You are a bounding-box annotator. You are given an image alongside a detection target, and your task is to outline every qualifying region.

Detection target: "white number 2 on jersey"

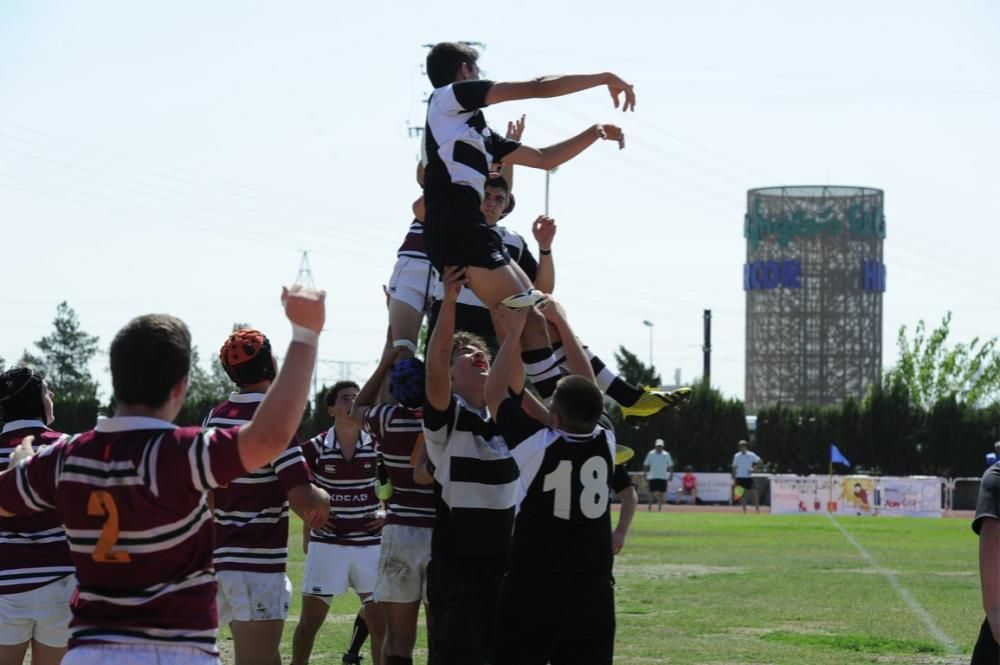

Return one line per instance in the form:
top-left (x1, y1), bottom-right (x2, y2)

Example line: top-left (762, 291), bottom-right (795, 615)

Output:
top-left (542, 456), bottom-right (609, 520)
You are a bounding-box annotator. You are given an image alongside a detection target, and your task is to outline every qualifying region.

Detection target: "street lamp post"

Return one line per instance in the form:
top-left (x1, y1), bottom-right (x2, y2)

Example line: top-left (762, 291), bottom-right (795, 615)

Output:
top-left (544, 167), bottom-right (558, 216)
top-left (642, 320), bottom-right (654, 369)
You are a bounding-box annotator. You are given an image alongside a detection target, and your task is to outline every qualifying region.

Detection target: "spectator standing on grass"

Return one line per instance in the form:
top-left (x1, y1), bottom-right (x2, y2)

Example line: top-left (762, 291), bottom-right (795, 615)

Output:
top-left (679, 465), bottom-right (698, 505)
top-left (732, 440), bottom-right (762, 514)
top-left (970, 459), bottom-right (1000, 663)
top-left (643, 439), bottom-right (672, 512)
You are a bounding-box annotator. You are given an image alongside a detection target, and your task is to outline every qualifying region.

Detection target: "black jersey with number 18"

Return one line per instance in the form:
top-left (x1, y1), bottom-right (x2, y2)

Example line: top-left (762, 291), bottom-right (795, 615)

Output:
top-left (495, 395), bottom-right (615, 577)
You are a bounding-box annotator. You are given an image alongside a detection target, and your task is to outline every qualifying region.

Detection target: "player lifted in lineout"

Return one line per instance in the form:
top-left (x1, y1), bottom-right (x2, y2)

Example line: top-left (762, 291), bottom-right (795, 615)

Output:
top-left (422, 43), bottom-right (686, 414)
top-left (421, 42), bottom-right (634, 405)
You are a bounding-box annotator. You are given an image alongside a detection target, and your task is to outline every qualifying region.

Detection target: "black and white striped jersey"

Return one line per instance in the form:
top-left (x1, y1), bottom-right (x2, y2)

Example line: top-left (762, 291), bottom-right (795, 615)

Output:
top-left (423, 394), bottom-right (517, 559)
top-left (422, 80), bottom-right (521, 211)
top-left (496, 395), bottom-right (616, 577)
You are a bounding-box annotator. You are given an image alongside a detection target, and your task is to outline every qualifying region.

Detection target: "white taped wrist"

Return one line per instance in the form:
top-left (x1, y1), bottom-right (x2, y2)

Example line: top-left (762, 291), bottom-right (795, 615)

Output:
top-left (291, 323), bottom-right (320, 347)
top-left (392, 339), bottom-right (418, 354)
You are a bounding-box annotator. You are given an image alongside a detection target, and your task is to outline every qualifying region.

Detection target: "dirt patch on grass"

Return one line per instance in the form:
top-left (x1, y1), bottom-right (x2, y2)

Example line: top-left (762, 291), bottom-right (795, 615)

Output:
top-left (829, 568), bottom-right (974, 578)
top-left (730, 621), bottom-right (833, 637)
top-left (762, 631), bottom-right (946, 656)
top-left (615, 563), bottom-right (746, 580)
top-left (218, 638), bottom-right (235, 665)
top-left (870, 656), bottom-right (967, 664)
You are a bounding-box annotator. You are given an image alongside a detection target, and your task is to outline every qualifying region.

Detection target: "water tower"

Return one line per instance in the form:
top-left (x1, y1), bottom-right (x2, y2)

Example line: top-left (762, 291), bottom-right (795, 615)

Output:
top-left (744, 186), bottom-right (886, 412)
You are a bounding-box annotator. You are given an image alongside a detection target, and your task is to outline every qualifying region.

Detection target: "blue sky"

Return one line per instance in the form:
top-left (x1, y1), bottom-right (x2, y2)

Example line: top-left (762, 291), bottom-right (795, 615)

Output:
top-left (2, 0), bottom-right (998, 402)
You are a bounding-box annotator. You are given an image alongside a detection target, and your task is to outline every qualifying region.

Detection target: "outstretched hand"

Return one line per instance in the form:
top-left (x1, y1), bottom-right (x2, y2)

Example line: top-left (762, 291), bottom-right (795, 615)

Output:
top-left (506, 114), bottom-right (527, 141)
top-left (282, 285), bottom-right (326, 333)
top-left (597, 124), bottom-right (626, 150)
top-left (532, 215), bottom-right (557, 250)
top-left (606, 74), bottom-right (636, 112)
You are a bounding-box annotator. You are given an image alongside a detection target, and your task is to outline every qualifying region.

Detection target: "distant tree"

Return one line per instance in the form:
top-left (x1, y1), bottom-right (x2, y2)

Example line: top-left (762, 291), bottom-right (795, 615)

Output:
top-left (884, 312), bottom-right (1000, 410)
top-left (185, 347), bottom-right (235, 405)
top-left (614, 346), bottom-right (660, 388)
top-left (0, 354), bottom-right (5, 369)
top-left (21, 302), bottom-right (100, 401)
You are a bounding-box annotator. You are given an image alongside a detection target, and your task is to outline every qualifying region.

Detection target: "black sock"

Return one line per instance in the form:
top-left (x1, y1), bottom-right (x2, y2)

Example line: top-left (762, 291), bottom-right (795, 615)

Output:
top-left (607, 376), bottom-right (644, 406)
top-left (552, 342), bottom-right (643, 406)
top-left (385, 658), bottom-right (413, 665)
top-left (346, 610), bottom-right (369, 655)
top-left (522, 347), bottom-right (562, 399)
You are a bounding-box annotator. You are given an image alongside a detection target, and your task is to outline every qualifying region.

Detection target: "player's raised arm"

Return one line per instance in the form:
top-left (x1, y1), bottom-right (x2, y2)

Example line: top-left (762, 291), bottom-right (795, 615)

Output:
top-left (425, 267), bottom-right (467, 412)
top-left (238, 286), bottom-right (324, 472)
top-left (532, 215), bottom-right (556, 294)
top-left (485, 72), bottom-right (635, 111)
top-left (484, 307), bottom-right (528, 417)
top-left (505, 124), bottom-right (625, 171)
top-left (351, 327), bottom-right (402, 420)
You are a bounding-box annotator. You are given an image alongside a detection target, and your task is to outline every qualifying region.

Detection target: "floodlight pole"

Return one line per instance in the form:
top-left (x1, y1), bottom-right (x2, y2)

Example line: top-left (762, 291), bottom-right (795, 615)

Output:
top-left (642, 320), bottom-right (654, 369)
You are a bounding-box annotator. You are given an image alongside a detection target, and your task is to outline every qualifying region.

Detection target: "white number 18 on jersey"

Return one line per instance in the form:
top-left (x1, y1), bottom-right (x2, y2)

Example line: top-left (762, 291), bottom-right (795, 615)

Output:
top-left (542, 456), bottom-right (609, 520)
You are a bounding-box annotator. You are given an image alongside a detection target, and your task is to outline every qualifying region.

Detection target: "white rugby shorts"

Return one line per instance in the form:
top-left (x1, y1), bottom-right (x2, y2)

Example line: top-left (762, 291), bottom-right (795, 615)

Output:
top-left (387, 256), bottom-right (435, 314)
top-left (216, 570), bottom-right (292, 625)
top-left (62, 644), bottom-right (218, 665)
top-left (0, 574), bottom-right (74, 647)
top-left (301, 542), bottom-right (380, 601)
top-left (372, 524), bottom-right (432, 604)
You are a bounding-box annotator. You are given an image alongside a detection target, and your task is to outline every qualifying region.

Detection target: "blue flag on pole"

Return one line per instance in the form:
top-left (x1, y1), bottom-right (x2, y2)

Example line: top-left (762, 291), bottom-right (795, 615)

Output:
top-left (830, 444), bottom-right (850, 467)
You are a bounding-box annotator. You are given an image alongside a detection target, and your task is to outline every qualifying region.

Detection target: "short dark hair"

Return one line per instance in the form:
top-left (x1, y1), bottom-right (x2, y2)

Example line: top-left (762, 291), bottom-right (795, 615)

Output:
top-left (426, 42), bottom-right (479, 88)
top-left (110, 314), bottom-right (191, 408)
top-left (451, 331), bottom-right (492, 365)
top-left (326, 381), bottom-right (360, 407)
top-left (0, 367), bottom-right (45, 422)
top-left (551, 375), bottom-right (604, 434)
top-left (484, 173), bottom-right (510, 195)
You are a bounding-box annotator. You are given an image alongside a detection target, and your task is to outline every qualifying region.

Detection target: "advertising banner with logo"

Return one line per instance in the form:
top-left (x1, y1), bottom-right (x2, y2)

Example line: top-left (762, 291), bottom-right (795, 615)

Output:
top-left (770, 475), bottom-right (941, 517)
top-left (879, 477), bottom-right (942, 518)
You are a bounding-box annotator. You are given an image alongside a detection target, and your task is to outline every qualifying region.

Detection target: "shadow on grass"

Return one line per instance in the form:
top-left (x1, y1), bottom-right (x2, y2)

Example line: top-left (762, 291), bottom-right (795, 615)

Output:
top-left (761, 631), bottom-right (945, 655)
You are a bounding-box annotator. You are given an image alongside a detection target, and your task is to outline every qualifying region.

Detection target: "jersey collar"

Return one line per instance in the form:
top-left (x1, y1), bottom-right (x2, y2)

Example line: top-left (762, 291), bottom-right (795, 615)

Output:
top-left (1, 419), bottom-right (48, 434)
top-left (228, 392), bottom-right (265, 404)
top-left (95, 416), bottom-right (177, 432)
top-left (323, 427), bottom-right (372, 451)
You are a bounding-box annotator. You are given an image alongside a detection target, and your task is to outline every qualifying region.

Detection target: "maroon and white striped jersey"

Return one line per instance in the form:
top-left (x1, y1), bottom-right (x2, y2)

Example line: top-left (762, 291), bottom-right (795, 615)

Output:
top-left (204, 393), bottom-right (311, 574)
top-left (301, 429), bottom-right (380, 547)
top-left (0, 416), bottom-right (246, 654)
top-left (396, 220), bottom-right (428, 260)
top-left (0, 421), bottom-right (74, 595)
top-left (363, 404), bottom-right (434, 529)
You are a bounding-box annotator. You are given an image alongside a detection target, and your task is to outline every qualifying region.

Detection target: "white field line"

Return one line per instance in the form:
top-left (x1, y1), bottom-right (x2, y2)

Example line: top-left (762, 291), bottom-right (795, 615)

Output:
top-left (826, 513), bottom-right (960, 655)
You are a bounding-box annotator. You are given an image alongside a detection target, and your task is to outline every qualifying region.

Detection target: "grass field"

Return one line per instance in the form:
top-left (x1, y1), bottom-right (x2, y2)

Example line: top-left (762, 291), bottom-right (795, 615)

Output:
top-left (220, 511), bottom-right (982, 664)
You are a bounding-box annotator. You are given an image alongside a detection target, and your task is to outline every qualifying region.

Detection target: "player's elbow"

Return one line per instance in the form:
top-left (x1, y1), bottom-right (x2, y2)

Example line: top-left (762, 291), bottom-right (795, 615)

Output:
top-left (536, 150), bottom-right (559, 171)
top-left (239, 423), bottom-right (290, 469)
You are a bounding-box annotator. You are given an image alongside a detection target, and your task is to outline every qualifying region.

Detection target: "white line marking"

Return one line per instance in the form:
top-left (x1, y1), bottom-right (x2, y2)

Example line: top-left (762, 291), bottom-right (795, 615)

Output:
top-left (827, 513), bottom-right (960, 655)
